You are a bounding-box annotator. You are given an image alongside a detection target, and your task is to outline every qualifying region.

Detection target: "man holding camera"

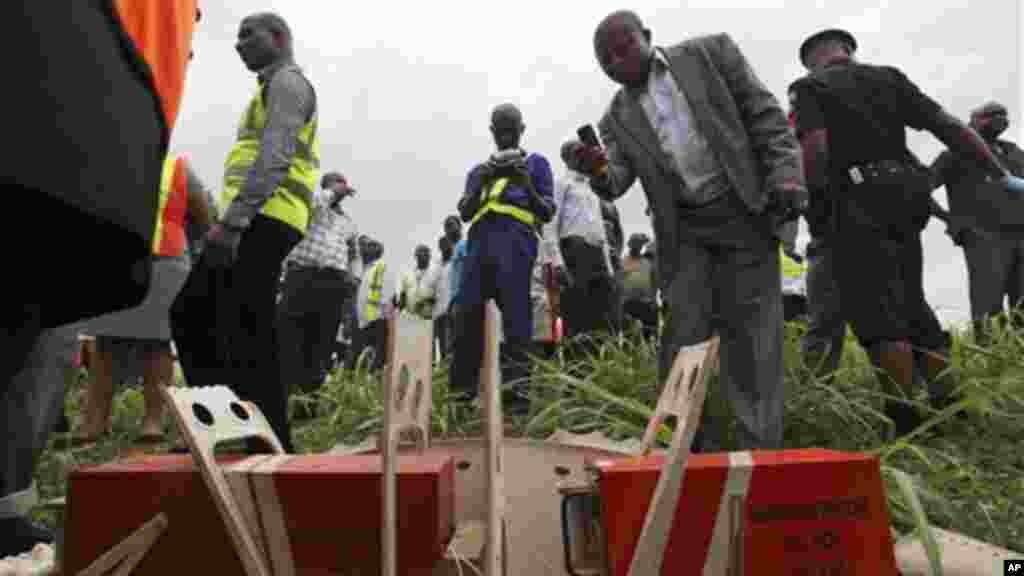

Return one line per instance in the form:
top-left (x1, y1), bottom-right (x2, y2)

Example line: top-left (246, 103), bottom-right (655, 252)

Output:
top-left (580, 10), bottom-right (805, 452)
top-left (278, 172), bottom-right (359, 396)
top-left (791, 29), bottom-right (1007, 436)
top-left (453, 103), bottom-right (555, 416)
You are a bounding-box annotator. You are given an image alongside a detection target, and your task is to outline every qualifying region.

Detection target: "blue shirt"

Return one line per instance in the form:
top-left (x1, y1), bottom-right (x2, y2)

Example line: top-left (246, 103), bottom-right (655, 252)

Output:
top-left (448, 238), bottom-right (467, 307)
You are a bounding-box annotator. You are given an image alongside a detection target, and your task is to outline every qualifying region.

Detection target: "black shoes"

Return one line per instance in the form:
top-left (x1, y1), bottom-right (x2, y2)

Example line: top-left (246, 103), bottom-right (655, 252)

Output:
top-left (884, 401), bottom-right (925, 439)
top-left (0, 516), bottom-right (54, 558)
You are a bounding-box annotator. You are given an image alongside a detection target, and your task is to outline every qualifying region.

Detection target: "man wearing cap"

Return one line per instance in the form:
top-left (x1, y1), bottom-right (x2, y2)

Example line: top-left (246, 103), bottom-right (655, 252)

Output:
top-left (454, 103), bottom-right (555, 415)
top-left (277, 172), bottom-right (359, 397)
top-left (581, 11), bottom-right (806, 452)
top-left (790, 28), bottom-right (1007, 437)
top-left (930, 102), bottom-right (1024, 341)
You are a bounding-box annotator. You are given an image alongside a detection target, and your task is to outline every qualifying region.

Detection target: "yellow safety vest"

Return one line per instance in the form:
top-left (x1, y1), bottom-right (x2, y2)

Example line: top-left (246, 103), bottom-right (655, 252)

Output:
top-left (468, 177), bottom-right (537, 230)
top-left (365, 260), bottom-right (386, 322)
top-left (781, 245), bottom-right (807, 280)
top-left (222, 67), bottom-right (320, 233)
top-left (152, 155), bottom-right (188, 257)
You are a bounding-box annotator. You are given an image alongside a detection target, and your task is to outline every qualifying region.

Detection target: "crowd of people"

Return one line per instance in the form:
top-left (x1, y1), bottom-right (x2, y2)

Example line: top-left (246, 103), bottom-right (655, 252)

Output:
top-left (3, 4), bottom-right (1022, 559)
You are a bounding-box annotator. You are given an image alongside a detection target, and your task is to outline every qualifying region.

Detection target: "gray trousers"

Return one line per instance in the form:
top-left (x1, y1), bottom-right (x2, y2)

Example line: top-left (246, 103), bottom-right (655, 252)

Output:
top-left (801, 238), bottom-right (846, 374)
top-left (0, 325), bottom-right (79, 518)
top-left (660, 239), bottom-right (784, 451)
top-left (963, 233), bottom-right (1024, 334)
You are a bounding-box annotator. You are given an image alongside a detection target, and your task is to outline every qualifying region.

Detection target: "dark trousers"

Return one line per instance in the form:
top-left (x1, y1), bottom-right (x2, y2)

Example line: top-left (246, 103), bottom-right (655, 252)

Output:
top-left (802, 238), bottom-right (846, 375)
top-left (452, 217), bottom-right (536, 411)
top-left (352, 319), bottom-right (387, 372)
top-left (171, 215), bottom-right (301, 452)
top-left (662, 237), bottom-right (784, 452)
top-left (277, 265), bottom-right (353, 393)
top-left (963, 233), bottom-right (1024, 340)
top-left (559, 237), bottom-right (618, 343)
top-left (0, 326), bottom-right (78, 507)
top-left (433, 314), bottom-right (450, 362)
top-left (623, 299), bottom-right (658, 341)
top-left (835, 229), bottom-right (947, 352)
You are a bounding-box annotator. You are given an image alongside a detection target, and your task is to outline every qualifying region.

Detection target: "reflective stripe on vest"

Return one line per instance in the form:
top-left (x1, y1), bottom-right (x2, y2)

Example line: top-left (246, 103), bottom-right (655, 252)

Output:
top-left (781, 245), bottom-right (807, 280)
top-left (468, 177), bottom-right (537, 229)
top-left (112, 0), bottom-right (197, 132)
top-left (152, 156), bottom-right (188, 257)
top-left (222, 69), bottom-right (320, 233)
top-left (365, 261), bottom-right (386, 322)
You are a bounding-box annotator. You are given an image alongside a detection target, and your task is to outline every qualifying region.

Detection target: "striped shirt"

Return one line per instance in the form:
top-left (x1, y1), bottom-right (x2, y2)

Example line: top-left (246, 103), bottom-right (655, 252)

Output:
top-left (285, 187), bottom-right (358, 271)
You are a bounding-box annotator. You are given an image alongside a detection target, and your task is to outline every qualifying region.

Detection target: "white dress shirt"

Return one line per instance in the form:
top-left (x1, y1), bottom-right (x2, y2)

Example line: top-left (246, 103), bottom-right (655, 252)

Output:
top-left (544, 170), bottom-right (613, 273)
top-left (418, 261), bottom-right (451, 320)
top-left (634, 49), bottom-right (726, 203)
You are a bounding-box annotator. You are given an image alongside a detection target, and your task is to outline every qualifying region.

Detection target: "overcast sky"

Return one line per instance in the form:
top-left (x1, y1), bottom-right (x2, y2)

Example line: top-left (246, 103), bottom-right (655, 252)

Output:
top-left (172, 0), bottom-right (1019, 327)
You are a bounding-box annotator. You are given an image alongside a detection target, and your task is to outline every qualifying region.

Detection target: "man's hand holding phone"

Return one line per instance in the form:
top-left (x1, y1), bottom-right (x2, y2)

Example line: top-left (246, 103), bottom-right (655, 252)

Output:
top-left (575, 124), bottom-right (608, 177)
top-left (576, 145), bottom-right (608, 177)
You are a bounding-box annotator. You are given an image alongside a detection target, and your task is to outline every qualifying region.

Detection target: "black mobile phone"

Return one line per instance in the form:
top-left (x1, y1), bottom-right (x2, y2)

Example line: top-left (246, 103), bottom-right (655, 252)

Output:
top-left (577, 124), bottom-right (601, 148)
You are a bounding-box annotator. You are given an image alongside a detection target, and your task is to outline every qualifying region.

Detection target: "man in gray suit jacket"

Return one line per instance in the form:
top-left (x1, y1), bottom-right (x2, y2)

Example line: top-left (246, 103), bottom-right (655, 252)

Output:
top-left (580, 10), bottom-right (807, 451)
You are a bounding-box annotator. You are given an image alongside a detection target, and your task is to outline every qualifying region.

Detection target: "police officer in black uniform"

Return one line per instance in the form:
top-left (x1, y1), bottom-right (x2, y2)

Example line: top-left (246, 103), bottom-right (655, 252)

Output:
top-left (789, 29), bottom-right (1008, 437)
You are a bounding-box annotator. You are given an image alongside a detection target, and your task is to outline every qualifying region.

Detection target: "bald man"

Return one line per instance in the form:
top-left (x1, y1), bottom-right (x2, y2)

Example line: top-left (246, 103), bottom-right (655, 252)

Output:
top-left (931, 102), bottom-right (1024, 341)
top-left (173, 12), bottom-right (319, 454)
top-left (453, 104), bottom-right (555, 415)
top-left (581, 10), bottom-right (805, 451)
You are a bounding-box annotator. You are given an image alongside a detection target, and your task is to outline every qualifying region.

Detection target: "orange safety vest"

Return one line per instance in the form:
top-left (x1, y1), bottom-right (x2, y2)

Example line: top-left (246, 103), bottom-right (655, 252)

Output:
top-left (112, 0), bottom-right (198, 132)
top-left (153, 156), bottom-right (189, 257)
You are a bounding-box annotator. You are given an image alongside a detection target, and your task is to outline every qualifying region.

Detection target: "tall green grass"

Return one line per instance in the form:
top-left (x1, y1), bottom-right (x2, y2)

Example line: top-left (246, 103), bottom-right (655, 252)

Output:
top-left (36, 317), bottom-right (1023, 553)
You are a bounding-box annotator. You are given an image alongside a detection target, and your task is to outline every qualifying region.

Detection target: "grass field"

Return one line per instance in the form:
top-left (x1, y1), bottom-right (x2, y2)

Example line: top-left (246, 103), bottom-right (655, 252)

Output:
top-left (34, 318), bottom-right (1024, 553)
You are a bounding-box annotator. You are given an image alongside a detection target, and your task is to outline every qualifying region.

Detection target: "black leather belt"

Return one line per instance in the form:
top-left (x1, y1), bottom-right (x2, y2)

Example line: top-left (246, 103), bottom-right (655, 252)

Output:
top-left (846, 159), bottom-right (915, 184)
top-left (286, 262), bottom-right (346, 276)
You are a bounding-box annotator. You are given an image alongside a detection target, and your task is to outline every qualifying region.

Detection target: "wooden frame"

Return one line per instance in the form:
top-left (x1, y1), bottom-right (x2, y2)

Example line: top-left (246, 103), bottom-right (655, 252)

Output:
top-left (76, 513), bottom-right (167, 576)
top-left (626, 336), bottom-right (720, 576)
top-left (479, 301), bottom-right (509, 576)
top-left (380, 309), bottom-right (434, 576)
top-left (160, 385), bottom-right (286, 576)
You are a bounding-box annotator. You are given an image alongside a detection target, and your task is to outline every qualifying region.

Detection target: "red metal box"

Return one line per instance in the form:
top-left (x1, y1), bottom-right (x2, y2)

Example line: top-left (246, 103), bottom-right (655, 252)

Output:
top-left (591, 449), bottom-right (898, 575)
top-left (64, 453), bottom-right (455, 575)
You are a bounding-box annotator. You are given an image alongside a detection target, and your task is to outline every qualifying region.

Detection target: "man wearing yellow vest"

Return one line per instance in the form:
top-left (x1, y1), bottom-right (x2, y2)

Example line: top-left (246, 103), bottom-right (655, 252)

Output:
top-left (2, 1), bottom-right (199, 555)
top-left (176, 12), bottom-right (319, 454)
top-left (354, 239), bottom-right (395, 372)
top-left (452, 104), bottom-right (556, 416)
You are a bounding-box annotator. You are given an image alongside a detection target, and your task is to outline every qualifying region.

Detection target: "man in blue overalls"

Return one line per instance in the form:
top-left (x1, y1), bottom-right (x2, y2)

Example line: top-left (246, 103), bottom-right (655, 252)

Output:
top-left (453, 103), bottom-right (556, 416)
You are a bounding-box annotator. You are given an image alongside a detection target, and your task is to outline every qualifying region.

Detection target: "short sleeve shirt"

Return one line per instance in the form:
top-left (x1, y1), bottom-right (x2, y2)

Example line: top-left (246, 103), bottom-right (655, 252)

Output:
top-left (789, 61), bottom-right (945, 173)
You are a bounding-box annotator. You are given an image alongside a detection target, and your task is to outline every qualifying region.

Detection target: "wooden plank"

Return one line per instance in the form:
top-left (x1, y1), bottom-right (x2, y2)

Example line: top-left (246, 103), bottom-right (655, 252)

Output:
top-left (480, 301), bottom-right (507, 576)
top-left (626, 336), bottom-right (720, 576)
top-left (161, 386), bottom-right (283, 576)
top-left (381, 310), bottom-right (434, 576)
